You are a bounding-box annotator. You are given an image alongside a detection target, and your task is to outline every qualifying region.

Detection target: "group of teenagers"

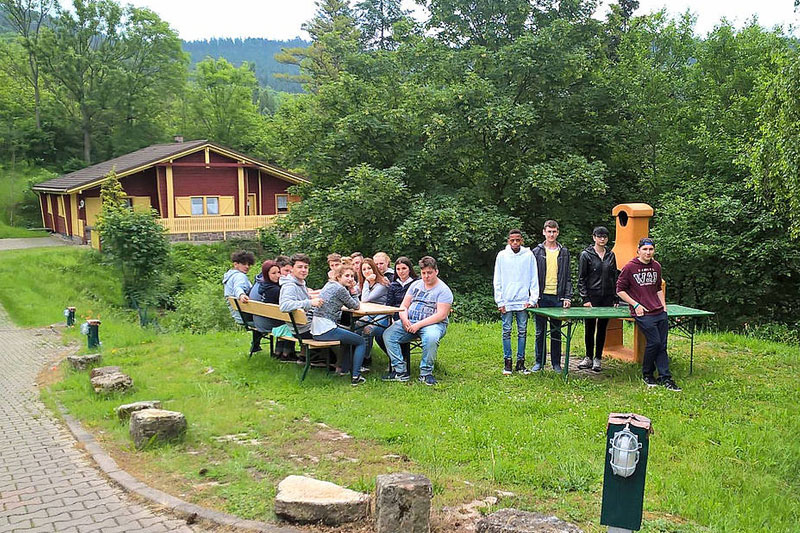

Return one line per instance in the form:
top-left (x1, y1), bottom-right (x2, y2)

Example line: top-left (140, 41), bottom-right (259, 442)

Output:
top-left (223, 251), bottom-right (453, 387)
top-left (494, 220), bottom-right (681, 391)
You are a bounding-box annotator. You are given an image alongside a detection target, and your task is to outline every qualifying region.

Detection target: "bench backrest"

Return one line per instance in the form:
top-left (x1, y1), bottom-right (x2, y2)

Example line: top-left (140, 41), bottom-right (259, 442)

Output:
top-left (226, 297), bottom-right (309, 325)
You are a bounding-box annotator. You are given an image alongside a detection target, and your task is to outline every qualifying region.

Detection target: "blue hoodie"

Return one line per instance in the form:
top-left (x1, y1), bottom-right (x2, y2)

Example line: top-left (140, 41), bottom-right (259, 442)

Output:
top-left (223, 268), bottom-right (252, 324)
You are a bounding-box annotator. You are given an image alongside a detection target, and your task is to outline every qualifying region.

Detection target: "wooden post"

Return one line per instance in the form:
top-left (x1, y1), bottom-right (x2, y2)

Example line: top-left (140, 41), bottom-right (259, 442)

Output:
top-left (70, 193), bottom-right (79, 238)
top-left (166, 165), bottom-right (174, 219)
top-left (237, 166), bottom-right (245, 218)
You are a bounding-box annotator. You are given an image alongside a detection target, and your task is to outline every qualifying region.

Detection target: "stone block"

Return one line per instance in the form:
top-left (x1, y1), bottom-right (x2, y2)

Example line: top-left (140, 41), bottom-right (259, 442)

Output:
top-left (90, 366), bottom-right (121, 379)
top-left (116, 401), bottom-right (162, 420)
top-left (67, 353), bottom-right (102, 370)
top-left (90, 372), bottom-right (133, 394)
top-left (375, 472), bottom-right (432, 533)
top-left (129, 409), bottom-right (186, 449)
top-left (274, 475), bottom-right (370, 525)
top-left (476, 509), bottom-right (583, 533)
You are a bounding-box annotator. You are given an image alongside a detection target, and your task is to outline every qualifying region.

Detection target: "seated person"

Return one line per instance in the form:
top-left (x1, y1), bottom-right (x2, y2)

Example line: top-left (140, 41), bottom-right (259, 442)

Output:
top-left (357, 258), bottom-right (390, 370)
top-left (249, 260), bottom-right (294, 360)
top-left (373, 256), bottom-right (417, 365)
top-left (311, 265), bottom-right (368, 385)
top-left (350, 252), bottom-right (364, 297)
top-left (327, 253), bottom-right (342, 282)
top-left (223, 250), bottom-right (255, 324)
top-left (279, 253), bottom-right (324, 347)
top-left (373, 252), bottom-right (395, 282)
top-left (382, 256), bottom-right (453, 386)
top-left (276, 255), bottom-right (292, 277)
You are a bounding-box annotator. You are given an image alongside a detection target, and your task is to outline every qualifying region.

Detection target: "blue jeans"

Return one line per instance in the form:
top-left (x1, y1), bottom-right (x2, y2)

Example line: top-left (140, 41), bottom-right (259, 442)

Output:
top-left (313, 327), bottom-right (367, 377)
top-left (502, 310), bottom-right (528, 361)
top-left (634, 312), bottom-right (672, 379)
top-left (383, 320), bottom-right (447, 376)
top-left (357, 315), bottom-right (390, 361)
top-left (535, 294), bottom-right (563, 366)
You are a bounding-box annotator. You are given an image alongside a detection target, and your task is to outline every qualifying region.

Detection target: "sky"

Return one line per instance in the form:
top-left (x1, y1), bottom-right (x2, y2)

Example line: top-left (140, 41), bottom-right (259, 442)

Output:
top-left (72, 0), bottom-right (800, 41)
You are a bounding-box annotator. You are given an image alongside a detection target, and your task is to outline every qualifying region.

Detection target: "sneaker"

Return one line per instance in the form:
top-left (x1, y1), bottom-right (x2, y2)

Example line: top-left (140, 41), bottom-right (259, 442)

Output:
top-left (642, 375), bottom-right (658, 387)
top-left (359, 366), bottom-right (371, 374)
top-left (531, 362), bottom-right (543, 372)
top-left (503, 359), bottom-right (513, 375)
top-left (552, 364), bottom-right (563, 373)
top-left (577, 356), bottom-right (592, 369)
top-left (660, 378), bottom-right (682, 392)
top-left (592, 358), bottom-right (602, 372)
top-left (351, 375), bottom-right (366, 386)
top-left (419, 374), bottom-right (438, 386)
top-left (515, 359), bottom-right (531, 375)
top-left (381, 370), bottom-right (410, 382)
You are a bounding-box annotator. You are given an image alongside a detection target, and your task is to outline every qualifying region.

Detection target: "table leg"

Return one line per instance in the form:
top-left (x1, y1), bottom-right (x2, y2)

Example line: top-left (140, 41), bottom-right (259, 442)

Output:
top-left (690, 320), bottom-right (695, 375)
top-left (563, 321), bottom-right (573, 381)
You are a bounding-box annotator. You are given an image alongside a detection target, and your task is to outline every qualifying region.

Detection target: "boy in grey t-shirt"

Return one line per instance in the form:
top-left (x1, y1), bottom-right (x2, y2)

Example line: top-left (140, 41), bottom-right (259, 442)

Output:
top-left (382, 256), bottom-right (453, 386)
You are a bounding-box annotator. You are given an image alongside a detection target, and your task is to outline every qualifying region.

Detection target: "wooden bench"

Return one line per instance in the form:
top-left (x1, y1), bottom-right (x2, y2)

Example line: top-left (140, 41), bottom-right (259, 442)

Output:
top-left (227, 297), bottom-right (340, 381)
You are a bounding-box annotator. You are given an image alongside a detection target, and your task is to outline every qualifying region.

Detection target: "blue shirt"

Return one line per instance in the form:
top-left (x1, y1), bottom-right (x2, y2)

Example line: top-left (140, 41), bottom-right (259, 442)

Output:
top-left (406, 279), bottom-right (454, 325)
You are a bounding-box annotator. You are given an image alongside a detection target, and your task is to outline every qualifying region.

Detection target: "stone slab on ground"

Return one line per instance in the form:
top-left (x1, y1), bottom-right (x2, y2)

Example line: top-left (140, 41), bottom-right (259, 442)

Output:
top-left (274, 475), bottom-right (370, 525)
top-left (375, 472), bottom-right (432, 533)
top-left (476, 509), bottom-right (583, 533)
top-left (67, 352), bottom-right (102, 370)
top-left (130, 408), bottom-right (187, 449)
top-left (90, 365), bottom-right (121, 378)
top-left (117, 400), bottom-right (163, 420)
top-left (91, 371), bottom-right (133, 394)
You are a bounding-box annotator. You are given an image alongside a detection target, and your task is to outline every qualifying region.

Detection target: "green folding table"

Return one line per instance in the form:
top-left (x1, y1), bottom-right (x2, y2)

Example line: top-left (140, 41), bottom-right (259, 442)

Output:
top-left (528, 304), bottom-right (714, 379)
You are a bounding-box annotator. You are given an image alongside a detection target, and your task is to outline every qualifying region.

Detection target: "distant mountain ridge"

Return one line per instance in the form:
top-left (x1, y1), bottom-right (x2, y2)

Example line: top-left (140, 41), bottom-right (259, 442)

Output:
top-left (182, 37), bottom-right (309, 93)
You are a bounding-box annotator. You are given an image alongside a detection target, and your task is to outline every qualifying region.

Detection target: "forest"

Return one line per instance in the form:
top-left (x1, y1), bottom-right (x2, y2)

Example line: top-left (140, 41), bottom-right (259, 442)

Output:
top-left (2, 0), bottom-right (800, 336)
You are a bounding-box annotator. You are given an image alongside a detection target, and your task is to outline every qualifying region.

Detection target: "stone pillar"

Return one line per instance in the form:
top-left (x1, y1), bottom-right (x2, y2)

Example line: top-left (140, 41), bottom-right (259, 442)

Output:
top-left (375, 473), bottom-right (432, 533)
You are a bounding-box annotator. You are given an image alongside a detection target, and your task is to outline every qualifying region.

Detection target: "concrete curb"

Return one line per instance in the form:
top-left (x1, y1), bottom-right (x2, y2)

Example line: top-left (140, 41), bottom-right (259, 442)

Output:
top-left (58, 405), bottom-right (301, 533)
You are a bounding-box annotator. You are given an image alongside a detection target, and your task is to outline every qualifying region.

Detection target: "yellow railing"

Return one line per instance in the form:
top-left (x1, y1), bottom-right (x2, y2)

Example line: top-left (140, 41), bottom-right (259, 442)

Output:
top-left (157, 215), bottom-right (278, 236)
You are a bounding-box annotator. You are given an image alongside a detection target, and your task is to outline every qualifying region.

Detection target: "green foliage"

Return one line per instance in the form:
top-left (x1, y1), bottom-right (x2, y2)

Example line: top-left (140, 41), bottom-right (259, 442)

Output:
top-left (167, 278), bottom-right (235, 333)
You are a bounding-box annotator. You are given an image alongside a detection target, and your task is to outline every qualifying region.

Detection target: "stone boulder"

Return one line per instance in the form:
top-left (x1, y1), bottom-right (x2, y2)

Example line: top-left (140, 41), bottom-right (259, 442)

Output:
top-left (129, 409), bottom-right (186, 449)
top-left (476, 509), bottom-right (583, 533)
top-left (116, 400), bottom-right (162, 420)
top-left (274, 475), bottom-right (370, 525)
top-left (67, 353), bottom-right (102, 370)
top-left (90, 372), bottom-right (133, 394)
top-left (375, 472), bottom-right (432, 533)
top-left (90, 366), bottom-right (121, 379)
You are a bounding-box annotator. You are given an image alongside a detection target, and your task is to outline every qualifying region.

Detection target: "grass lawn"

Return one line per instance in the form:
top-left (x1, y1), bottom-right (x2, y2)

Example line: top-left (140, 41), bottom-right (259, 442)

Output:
top-left (0, 163), bottom-right (55, 236)
top-left (0, 220), bottom-right (49, 238)
top-left (2, 247), bottom-right (798, 532)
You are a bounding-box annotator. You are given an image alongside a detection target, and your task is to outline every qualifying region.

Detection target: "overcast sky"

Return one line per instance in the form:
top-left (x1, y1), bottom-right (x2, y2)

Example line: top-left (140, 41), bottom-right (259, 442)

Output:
top-left (94, 0), bottom-right (799, 41)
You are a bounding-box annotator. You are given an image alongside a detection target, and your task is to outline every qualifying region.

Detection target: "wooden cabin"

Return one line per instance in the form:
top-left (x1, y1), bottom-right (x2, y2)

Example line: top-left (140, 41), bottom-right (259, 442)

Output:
top-left (32, 140), bottom-right (307, 248)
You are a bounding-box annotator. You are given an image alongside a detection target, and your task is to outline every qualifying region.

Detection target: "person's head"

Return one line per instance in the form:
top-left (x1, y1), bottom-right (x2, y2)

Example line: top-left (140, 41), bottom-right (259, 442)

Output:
top-left (261, 260), bottom-right (280, 284)
top-left (507, 229), bottom-right (524, 253)
top-left (350, 252), bottom-right (363, 273)
top-left (418, 256), bottom-right (439, 286)
top-left (373, 252), bottom-right (391, 274)
top-left (275, 255), bottom-right (292, 276)
top-left (231, 250), bottom-right (255, 273)
top-left (543, 220), bottom-right (559, 244)
top-left (359, 257), bottom-right (387, 287)
top-left (592, 226), bottom-right (610, 247)
top-left (394, 256), bottom-right (416, 282)
top-left (637, 238), bottom-right (655, 263)
top-left (290, 253), bottom-right (311, 281)
top-left (327, 253), bottom-right (342, 270)
top-left (332, 264), bottom-right (356, 287)
top-left (341, 256), bottom-right (353, 267)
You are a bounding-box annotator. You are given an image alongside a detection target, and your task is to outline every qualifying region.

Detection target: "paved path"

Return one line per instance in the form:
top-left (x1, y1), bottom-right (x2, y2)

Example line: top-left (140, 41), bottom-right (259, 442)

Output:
top-left (0, 307), bottom-right (203, 532)
top-left (0, 237), bottom-right (75, 251)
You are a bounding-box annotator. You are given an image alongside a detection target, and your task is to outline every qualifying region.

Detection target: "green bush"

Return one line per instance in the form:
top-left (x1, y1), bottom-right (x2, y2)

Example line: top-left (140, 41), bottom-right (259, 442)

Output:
top-left (167, 279), bottom-right (236, 333)
top-left (743, 322), bottom-right (800, 346)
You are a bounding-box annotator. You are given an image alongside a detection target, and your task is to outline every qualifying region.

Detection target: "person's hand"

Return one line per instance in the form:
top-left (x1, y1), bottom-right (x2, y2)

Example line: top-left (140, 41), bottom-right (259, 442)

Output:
top-left (563, 299), bottom-right (571, 308)
top-left (498, 305), bottom-right (506, 314)
top-left (311, 297), bottom-right (324, 308)
top-left (308, 289), bottom-right (321, 297)
top-left (524, 302), bottom-right (532, 309)
top-left (613, 301), bottom-right (620, 308)
top-left (635, 304), bottom-right (647, 316)
top-left (406, 322), bottom-right (420, 334)
top-left (239, 294), bottom-right (250, 303)
top-left (532, 302), bottom-right (539, 308)
top-left (401, 318), bottom-right (412, 331)
top-left (366, 273), bottom-right (376, 283)
top-left (583, 301), bottom-right (592, 307)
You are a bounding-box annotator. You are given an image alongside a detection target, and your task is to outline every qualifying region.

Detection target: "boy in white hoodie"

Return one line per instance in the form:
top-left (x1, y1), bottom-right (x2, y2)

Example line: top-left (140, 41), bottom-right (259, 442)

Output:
top-left (493, 229), bottom-right (540, 375)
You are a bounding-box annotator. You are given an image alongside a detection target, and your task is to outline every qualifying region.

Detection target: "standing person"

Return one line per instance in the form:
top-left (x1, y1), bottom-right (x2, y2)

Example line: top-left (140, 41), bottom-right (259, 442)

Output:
top-left (577, 226), bottom-right (619, 372)
top-left (493, 229), bottom-right (539, 375)
top-left (532, 220), bottom-right (572, 373)
top-left (279, 253), bottom-right (324, 342)
top-left (311, 265), bottom-right (368, 385)
top-left (223, 250), bottom-right (255, 324)
top-left (373, 252), bottom-right (395, 282)
top-left (616, 238), bottom-right (681, 391)
top-left (382, 256), bottom-right (453, 386)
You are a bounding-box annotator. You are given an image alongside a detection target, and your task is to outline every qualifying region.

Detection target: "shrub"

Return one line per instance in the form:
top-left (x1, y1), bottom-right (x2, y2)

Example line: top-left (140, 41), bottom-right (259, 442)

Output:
top-left (167, 279), bottom-right (236, 333)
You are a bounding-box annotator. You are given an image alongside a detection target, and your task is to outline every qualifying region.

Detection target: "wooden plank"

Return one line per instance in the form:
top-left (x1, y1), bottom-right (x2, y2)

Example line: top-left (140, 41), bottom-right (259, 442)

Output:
top-left (166, 165), bottom-right (174, 218)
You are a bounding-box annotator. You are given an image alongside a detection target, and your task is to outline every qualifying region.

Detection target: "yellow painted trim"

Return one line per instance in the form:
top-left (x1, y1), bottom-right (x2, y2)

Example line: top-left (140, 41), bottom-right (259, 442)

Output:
top-left (166, 165), bottom-right (174, 218)
top-left (38, 193), bottom-right (46, 227)
top-left (237, 166), bottom-right (245, 216)
top-left (257, 170), bottom-right (262, 216)
top-left (70, 193), bottom-right (79, 237)
top-left (57, 196), bottom-right (66, 221)
top-left (156, 167), bottom-right (164, 215)
top-left (205, 147), bottom-right (210, 165)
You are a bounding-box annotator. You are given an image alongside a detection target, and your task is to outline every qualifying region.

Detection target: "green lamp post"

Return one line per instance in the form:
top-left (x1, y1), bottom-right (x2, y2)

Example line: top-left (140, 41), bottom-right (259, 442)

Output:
top-left (82, 319), bottom-right (101, 350)
top-left (601, 413), bottom-right (653, 532)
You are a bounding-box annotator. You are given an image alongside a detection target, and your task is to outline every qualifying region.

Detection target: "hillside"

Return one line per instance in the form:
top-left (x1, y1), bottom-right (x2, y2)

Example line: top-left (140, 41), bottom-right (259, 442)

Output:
top-left (182, 37), bottom-right (308, 93)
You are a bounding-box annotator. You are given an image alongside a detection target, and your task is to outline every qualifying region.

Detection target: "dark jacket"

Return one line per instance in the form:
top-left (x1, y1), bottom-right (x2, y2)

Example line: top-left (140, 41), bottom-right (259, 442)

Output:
top-left (386, 277), bottom-right (415, 307)
top-left (257, 278), bottom-right (281, 304)
top-left (532, 242), bottom-right (573, 301)
top-left (578, 245), bottom-right (619, 301)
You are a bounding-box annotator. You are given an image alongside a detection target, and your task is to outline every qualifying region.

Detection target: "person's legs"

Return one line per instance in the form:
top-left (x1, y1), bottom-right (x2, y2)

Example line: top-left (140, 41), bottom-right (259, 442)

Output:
top-left (635, 314), bottom-right (662, 379)
top-left (314, 327), bottom-right (366, 376)
top-left (584, 318), bottom-right (597, 358)
top-left (501, 311), bottom-right (514, 361)
top-left (382, 321), bottom-right (415, 374)
top-left (418, 323), bottom-right (447, 377)
top-left (653, 313), bottom-right (672, 380)
top-left (515, 310), bottom-right (528, 362)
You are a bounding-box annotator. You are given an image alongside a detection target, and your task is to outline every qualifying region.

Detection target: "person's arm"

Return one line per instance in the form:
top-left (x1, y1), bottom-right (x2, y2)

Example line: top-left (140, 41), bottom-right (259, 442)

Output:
top-left (234, 273), bottom-right (251, 303)
top-left (398, 290), bottom-right (413, 330)
top-left (279, 285), bottom-right (312, 312)
top-left (406, 303), bottom-right (451, 333)
top-left (617, 290), bottom-right (647, 316)
top-left (526, 254), bottom-right (539, 308)
top-left (493, 254), bottom-right (505, 313)
top-left (656, 290), bottom-right (666, 310)
top-left (578, 252), bottom-right (589, 304)
top-left (340, 285), bottom-right (360, 310)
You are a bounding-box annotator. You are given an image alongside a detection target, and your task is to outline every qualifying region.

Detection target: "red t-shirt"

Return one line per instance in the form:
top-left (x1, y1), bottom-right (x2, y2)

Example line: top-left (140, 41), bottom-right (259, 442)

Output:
top-left (615, 257), bottom-right (664, 316)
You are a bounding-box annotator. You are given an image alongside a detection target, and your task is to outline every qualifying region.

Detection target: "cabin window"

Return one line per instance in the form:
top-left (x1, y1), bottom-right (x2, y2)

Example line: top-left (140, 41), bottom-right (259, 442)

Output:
top-left (206, 197), bottom-right (219, 215)
top-left (276, 194), bottom-right (289, 213)
top-left (191, 197), bottom-right (204, 215)
top-left (123, 198), bottom-right (134, 209)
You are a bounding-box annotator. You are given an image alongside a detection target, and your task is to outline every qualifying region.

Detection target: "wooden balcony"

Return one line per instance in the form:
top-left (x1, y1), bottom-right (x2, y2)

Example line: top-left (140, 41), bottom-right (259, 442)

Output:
top-left (157, 215), bottom-right (279, 237)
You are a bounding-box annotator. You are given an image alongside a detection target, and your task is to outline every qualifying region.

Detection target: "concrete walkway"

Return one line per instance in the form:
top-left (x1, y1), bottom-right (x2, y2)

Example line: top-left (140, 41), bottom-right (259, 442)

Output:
top-left (0, 236), bottom-right (75, 251)
top-left (0, 306), bottom-right (202, 532)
